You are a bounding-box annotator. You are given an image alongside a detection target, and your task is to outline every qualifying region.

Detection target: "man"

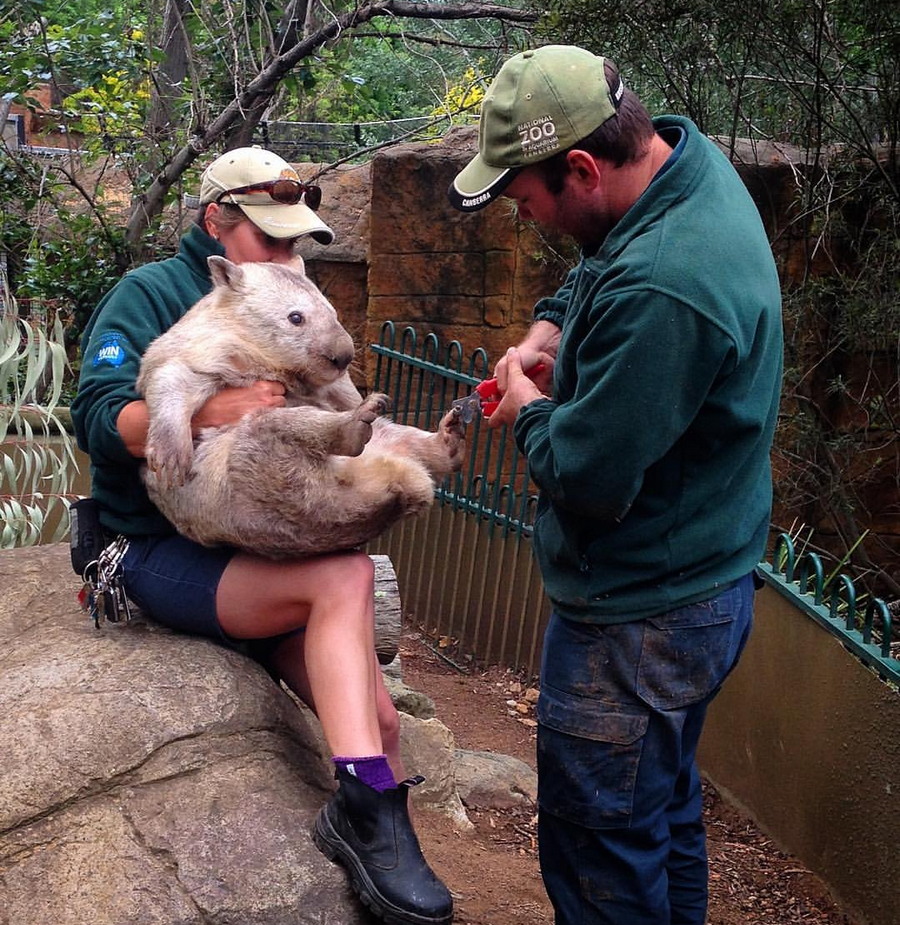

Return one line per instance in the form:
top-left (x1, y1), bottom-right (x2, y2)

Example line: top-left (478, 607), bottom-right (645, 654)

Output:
top-left (448, 45), bottom-right (782, 924)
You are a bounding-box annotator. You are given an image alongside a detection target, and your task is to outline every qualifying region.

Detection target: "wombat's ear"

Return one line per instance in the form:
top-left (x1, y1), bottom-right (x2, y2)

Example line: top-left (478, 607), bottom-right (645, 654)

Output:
top-left (288, 254), bottom-right (306, 276)
top-left (208, 255), bottom-right (245, 291)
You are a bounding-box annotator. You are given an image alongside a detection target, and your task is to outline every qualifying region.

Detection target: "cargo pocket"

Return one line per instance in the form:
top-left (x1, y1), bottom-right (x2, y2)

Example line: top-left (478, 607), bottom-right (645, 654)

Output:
top-left (636, 598), bottom-right (740, 711)
top-left (536, 686), bottom-right (649, 829)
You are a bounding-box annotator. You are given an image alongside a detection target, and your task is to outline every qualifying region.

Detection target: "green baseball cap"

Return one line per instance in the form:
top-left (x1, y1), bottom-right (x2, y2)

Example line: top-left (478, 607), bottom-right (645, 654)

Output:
top-left (448, 45), bottom-right (624, 212)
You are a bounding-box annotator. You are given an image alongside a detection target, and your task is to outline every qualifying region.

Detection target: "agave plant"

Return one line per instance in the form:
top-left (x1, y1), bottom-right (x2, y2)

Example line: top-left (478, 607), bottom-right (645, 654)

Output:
top-left (0, 272), bottom-right (78, 548)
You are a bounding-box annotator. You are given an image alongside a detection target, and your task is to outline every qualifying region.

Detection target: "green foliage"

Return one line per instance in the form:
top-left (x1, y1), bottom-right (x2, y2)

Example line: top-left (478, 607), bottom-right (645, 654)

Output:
top-left (61, 69), bottom-right (151, 143)
top-left (1, 4), bottom-right (139, 343)
top-left (28, 0), bottom-right (141, 30)
top-left (542, 0), bottom-right (899, 155)
top-left (17, 213), bottom-right (125, 340)
top-left (1, 4), bottom-right (148, 101)
top-left (258, 24), bottom-right (523, 154)
top-left (0, 157), bottom-right (41, 291)
top-left (0, 145), bottom-right (128, 367)
top-left (0, 282), bottom-right (78, 549)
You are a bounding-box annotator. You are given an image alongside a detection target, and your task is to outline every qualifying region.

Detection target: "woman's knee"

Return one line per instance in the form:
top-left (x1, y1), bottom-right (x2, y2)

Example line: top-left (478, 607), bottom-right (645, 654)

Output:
top-left (313, 551), bottom-right (375, 600)
top-left (341, 551), bottom-right (376, 587)
top-left (281, 551), bottom-right (375, 614)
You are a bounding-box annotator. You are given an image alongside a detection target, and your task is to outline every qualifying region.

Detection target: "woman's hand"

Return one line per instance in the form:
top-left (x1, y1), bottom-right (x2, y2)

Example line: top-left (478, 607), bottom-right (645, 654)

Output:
top-left (191, 380), bottom-right (287, 432)
top-left (118, 381), bottom-right (288, 458)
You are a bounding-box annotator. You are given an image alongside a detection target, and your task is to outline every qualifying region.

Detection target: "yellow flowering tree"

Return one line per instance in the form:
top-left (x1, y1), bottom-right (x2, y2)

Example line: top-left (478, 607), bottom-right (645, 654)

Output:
top-left (62, 69), bottom-right (151, 148)
top-left (432, 66), bottom-right (489, 126)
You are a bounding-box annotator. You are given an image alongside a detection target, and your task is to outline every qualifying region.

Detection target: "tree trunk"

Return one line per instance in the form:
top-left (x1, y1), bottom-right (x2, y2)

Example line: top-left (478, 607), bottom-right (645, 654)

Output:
top-left (146, 0), bottom-right (192, 149)
top-left (127, 0), bottom-right (194, 261)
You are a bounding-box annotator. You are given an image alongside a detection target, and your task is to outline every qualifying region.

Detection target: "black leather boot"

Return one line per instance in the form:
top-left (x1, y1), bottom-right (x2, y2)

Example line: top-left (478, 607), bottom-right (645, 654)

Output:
top-left (313, 769), bottom-right (454, 925)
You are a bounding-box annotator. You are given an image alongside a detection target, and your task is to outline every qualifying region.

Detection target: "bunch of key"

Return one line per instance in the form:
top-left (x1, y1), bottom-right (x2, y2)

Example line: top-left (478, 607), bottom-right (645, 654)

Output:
top-left (78, 535), bottom-right (132, 628)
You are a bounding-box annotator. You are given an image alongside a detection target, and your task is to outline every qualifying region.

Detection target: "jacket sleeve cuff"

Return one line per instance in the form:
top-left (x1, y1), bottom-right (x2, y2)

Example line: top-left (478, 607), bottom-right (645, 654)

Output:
top-left (513, 397), bottom-right (555, 454)
top-left (533, 308), bottom-right (565, 328)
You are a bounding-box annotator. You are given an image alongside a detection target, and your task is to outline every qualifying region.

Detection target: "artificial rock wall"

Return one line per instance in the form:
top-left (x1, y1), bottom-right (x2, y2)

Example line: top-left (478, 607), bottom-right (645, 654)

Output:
top-left (297, 126), bottom-right (571, 382)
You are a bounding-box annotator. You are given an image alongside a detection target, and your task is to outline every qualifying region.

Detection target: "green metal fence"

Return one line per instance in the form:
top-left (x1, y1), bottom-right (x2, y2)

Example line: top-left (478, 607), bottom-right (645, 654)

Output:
top-left (367, 322), bottom-right (900, 683)
top-left (761, 534), bottom-right (899, 685)
top-left (366, 322), bottom-right (550, 674)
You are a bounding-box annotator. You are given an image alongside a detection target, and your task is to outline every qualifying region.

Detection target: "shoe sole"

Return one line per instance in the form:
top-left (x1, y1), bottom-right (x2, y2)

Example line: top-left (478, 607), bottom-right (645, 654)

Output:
top-left (313, 808), bottom-right (453, 925)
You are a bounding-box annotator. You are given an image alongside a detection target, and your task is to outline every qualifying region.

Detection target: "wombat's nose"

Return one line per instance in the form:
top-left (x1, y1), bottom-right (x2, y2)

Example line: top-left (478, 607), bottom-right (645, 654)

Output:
top-left (330, 348), bottom-right (354, 371)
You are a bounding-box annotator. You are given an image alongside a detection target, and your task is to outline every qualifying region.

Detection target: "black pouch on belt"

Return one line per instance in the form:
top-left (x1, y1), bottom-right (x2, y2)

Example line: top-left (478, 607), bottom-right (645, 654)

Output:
top-left (69, 497), bottom-right (107, 577)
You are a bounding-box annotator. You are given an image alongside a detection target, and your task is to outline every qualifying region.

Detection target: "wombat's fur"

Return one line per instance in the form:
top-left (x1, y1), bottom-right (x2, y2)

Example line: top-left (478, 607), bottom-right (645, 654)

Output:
top-left (137, 256), bottom-right (465, 559)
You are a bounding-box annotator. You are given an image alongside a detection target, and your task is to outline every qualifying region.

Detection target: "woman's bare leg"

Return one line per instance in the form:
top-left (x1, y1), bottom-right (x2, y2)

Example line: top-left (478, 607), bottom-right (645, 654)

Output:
top-left (259, 628), bottom-right (405, 778)
top-left (215, 548), bottom-right (450, 923)
top-left (215, 550), bottom-right (385, 760)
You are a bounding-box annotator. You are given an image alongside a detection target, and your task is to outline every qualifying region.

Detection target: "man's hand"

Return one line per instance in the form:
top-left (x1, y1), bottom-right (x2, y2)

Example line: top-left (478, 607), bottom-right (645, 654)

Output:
top-left (491, 318), bottom-right (558, 400)
top-left (487, 347), bottom-right (546, 429)
top-left (191, 380), bottom-right (287, 432)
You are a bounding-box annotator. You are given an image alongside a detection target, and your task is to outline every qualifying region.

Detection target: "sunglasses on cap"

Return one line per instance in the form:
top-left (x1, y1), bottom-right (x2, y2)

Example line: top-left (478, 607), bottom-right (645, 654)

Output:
top-left (216, 178), bottom-right (322, 211)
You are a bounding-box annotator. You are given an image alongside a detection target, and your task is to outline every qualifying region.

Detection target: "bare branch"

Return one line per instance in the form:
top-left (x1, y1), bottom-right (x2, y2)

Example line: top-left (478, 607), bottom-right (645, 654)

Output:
top-left (125, 0), bottom-right (538, 250)
top-left (349, 30), bottom-right (501, 50)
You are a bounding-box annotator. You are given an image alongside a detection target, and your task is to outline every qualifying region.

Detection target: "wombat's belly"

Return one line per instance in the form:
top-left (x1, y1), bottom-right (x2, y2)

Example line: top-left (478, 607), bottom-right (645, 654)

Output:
top-left (143, 428), bottom-right (436, 559)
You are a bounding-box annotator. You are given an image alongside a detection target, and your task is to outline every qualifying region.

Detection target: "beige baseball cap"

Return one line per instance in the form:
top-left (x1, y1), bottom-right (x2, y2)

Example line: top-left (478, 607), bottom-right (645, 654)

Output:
top-left (199, 146), bottom-right (334, 245)
top-left (448, 45), bottom-right (624, 212)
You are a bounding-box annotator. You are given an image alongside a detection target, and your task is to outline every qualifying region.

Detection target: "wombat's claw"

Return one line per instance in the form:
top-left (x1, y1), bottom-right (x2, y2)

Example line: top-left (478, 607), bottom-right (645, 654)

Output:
top-left (146, 445), bottom-right (191, 489)
top-left (152, 464), bottom-right (184, 490)
top-left (440, 408), bottom-right (466, 440)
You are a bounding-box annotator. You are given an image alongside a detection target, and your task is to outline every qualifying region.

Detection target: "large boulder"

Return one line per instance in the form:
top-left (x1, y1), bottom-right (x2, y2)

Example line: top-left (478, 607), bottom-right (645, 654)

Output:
top-left (453, 749), bottom-right (538, 810)
top-left (0, 544), bottom-right (464, 924)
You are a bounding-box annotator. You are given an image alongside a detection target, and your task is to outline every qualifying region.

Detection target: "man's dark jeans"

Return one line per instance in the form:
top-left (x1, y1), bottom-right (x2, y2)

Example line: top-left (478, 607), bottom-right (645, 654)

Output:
top-left (536, 573), bottom-right (755, 924)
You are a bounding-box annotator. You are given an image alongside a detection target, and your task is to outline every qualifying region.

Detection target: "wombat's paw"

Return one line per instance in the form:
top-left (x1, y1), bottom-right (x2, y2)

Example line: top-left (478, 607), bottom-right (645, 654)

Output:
top-left (439, 408), bottom-right (467, 472)
top-left (357, 392), bottom-right (391, 424)
top-left (331, 393), bottom-right (391, 457)
top-left (145, 434), bottom-right (193, 489)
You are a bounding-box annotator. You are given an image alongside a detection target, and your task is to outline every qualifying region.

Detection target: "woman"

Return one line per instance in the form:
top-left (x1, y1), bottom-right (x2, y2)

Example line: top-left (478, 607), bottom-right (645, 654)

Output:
top-left (72, 146), bottom-right (453, 925)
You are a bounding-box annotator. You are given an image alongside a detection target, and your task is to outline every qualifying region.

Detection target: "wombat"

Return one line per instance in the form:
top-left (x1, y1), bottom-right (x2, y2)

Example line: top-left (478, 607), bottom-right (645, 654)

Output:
top-left (137, 255), bottom-right (466, 559)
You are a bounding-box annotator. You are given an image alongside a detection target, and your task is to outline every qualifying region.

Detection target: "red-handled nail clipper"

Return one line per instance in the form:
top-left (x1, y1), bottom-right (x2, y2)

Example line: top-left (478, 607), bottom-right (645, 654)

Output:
top-left (451, 364), bottom-right (546, 424)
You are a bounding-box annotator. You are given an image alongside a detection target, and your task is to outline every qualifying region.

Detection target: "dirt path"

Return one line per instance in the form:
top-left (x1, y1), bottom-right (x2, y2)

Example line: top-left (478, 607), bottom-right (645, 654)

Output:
top-left (400, 628), bottom-right (856, 925)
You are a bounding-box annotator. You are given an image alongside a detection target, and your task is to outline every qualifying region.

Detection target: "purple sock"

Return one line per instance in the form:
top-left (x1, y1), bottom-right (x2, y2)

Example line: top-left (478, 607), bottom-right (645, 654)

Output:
top-left (333, 754), bottom-right (397, 792)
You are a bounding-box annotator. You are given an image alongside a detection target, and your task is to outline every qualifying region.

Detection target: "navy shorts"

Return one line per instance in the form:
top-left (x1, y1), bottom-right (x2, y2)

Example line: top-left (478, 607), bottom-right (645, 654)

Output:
top-left (120, 533), bottom-right (235, 641)
top-left (119, 533), bottom-right (302, 673)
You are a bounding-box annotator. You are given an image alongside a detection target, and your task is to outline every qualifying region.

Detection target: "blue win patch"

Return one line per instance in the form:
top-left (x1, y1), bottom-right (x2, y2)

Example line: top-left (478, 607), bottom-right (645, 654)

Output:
top-left (92, 332), bottom-right (128, 368)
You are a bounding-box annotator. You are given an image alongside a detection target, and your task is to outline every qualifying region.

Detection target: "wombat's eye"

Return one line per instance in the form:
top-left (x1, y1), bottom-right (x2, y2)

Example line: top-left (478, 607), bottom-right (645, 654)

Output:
top-left (288, 311), bottom-right (304, 326)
